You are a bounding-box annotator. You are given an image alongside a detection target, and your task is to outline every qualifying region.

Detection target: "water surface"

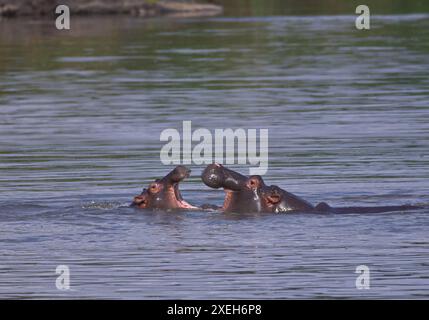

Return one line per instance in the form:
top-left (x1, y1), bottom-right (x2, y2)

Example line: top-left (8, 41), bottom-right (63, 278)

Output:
top-left (0, 13), bottom-right (428, 298)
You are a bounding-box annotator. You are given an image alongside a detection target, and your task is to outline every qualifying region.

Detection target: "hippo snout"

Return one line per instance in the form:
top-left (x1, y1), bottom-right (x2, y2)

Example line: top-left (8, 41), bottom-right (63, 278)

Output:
top-left (201, 163), bottom-right (248, 191)
top-left (201, 163), bottom-right (225, 189)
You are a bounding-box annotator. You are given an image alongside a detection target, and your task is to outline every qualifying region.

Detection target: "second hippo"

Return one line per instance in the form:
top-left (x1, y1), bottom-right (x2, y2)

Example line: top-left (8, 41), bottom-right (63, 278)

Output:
top-left (201, 163), bottom-right (423, 214)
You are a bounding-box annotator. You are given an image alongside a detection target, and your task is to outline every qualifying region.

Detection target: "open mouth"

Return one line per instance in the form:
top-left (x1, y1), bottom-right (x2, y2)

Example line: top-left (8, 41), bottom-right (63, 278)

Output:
top-left (132, 165), bottom-right (197, 210)
top-left (172, 183), bottom-right (197, 209)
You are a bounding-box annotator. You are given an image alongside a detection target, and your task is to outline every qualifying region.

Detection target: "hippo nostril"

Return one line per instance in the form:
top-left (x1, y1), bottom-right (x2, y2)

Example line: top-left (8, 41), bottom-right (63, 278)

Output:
top-left (201, 164), bottom-right (225, 189)
top-left (203, 173), bottom-right (223, 188)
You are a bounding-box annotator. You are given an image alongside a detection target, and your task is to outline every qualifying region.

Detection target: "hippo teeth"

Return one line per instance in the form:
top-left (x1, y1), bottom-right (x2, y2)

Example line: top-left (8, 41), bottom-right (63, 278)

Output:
top-left (178, 199), bottom-right (197, 209)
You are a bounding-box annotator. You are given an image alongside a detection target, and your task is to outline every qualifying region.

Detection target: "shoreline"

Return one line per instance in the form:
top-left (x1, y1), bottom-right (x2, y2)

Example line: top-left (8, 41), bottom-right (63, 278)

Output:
top-left (0, 0), bottom-right (223, 18)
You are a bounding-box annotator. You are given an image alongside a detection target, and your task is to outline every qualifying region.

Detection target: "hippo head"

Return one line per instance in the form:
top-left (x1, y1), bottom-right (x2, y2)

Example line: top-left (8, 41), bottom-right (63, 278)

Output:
top-left (132, 165), bottom-right (197, 210)
top-left (260, 184), bottom-right (315, 213)
top-left (259, 185), bottom-right (285, 213)
top-left (201, 163), bottom-right (267, 213)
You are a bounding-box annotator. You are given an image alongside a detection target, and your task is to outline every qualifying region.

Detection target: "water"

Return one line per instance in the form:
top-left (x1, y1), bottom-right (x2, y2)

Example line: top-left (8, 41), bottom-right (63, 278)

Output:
top-left (0, 12), bottom-right (429, 299)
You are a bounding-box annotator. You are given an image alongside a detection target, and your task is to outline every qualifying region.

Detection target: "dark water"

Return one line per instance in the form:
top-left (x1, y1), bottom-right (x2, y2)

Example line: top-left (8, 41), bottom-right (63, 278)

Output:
top-left (1, 12), bottom-right (429, 299)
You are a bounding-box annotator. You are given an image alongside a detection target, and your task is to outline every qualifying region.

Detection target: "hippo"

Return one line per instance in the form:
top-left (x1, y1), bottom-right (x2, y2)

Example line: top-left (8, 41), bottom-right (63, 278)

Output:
top-left (132, 165), bottom-right (198, 210)
top-left (201, 163), bottom-right (423, 214)
top-left (200, 163), bottom-right (266, 212)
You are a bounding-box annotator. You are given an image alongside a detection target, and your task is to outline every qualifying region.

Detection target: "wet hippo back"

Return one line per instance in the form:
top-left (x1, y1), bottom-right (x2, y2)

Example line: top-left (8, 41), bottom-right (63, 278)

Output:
top-left (315, 202), bottom-right (423, 214)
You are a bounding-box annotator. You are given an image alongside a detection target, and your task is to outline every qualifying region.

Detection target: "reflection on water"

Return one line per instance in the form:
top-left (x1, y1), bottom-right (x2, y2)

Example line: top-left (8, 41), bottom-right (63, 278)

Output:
top-left (0, 14), bottom-right (428, 298)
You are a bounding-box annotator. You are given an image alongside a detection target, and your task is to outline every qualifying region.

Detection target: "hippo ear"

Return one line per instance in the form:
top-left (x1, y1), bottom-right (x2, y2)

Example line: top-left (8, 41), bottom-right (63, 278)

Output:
top-left (248, 175), bottom-right (264, 189)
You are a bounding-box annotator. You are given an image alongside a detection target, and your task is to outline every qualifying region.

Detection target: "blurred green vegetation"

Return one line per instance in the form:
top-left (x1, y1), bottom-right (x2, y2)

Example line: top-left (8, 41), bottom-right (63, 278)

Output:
top-left (0, 0), bottom-right (428, 74)
top-left (209, 0), bottom-right (429, 15)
